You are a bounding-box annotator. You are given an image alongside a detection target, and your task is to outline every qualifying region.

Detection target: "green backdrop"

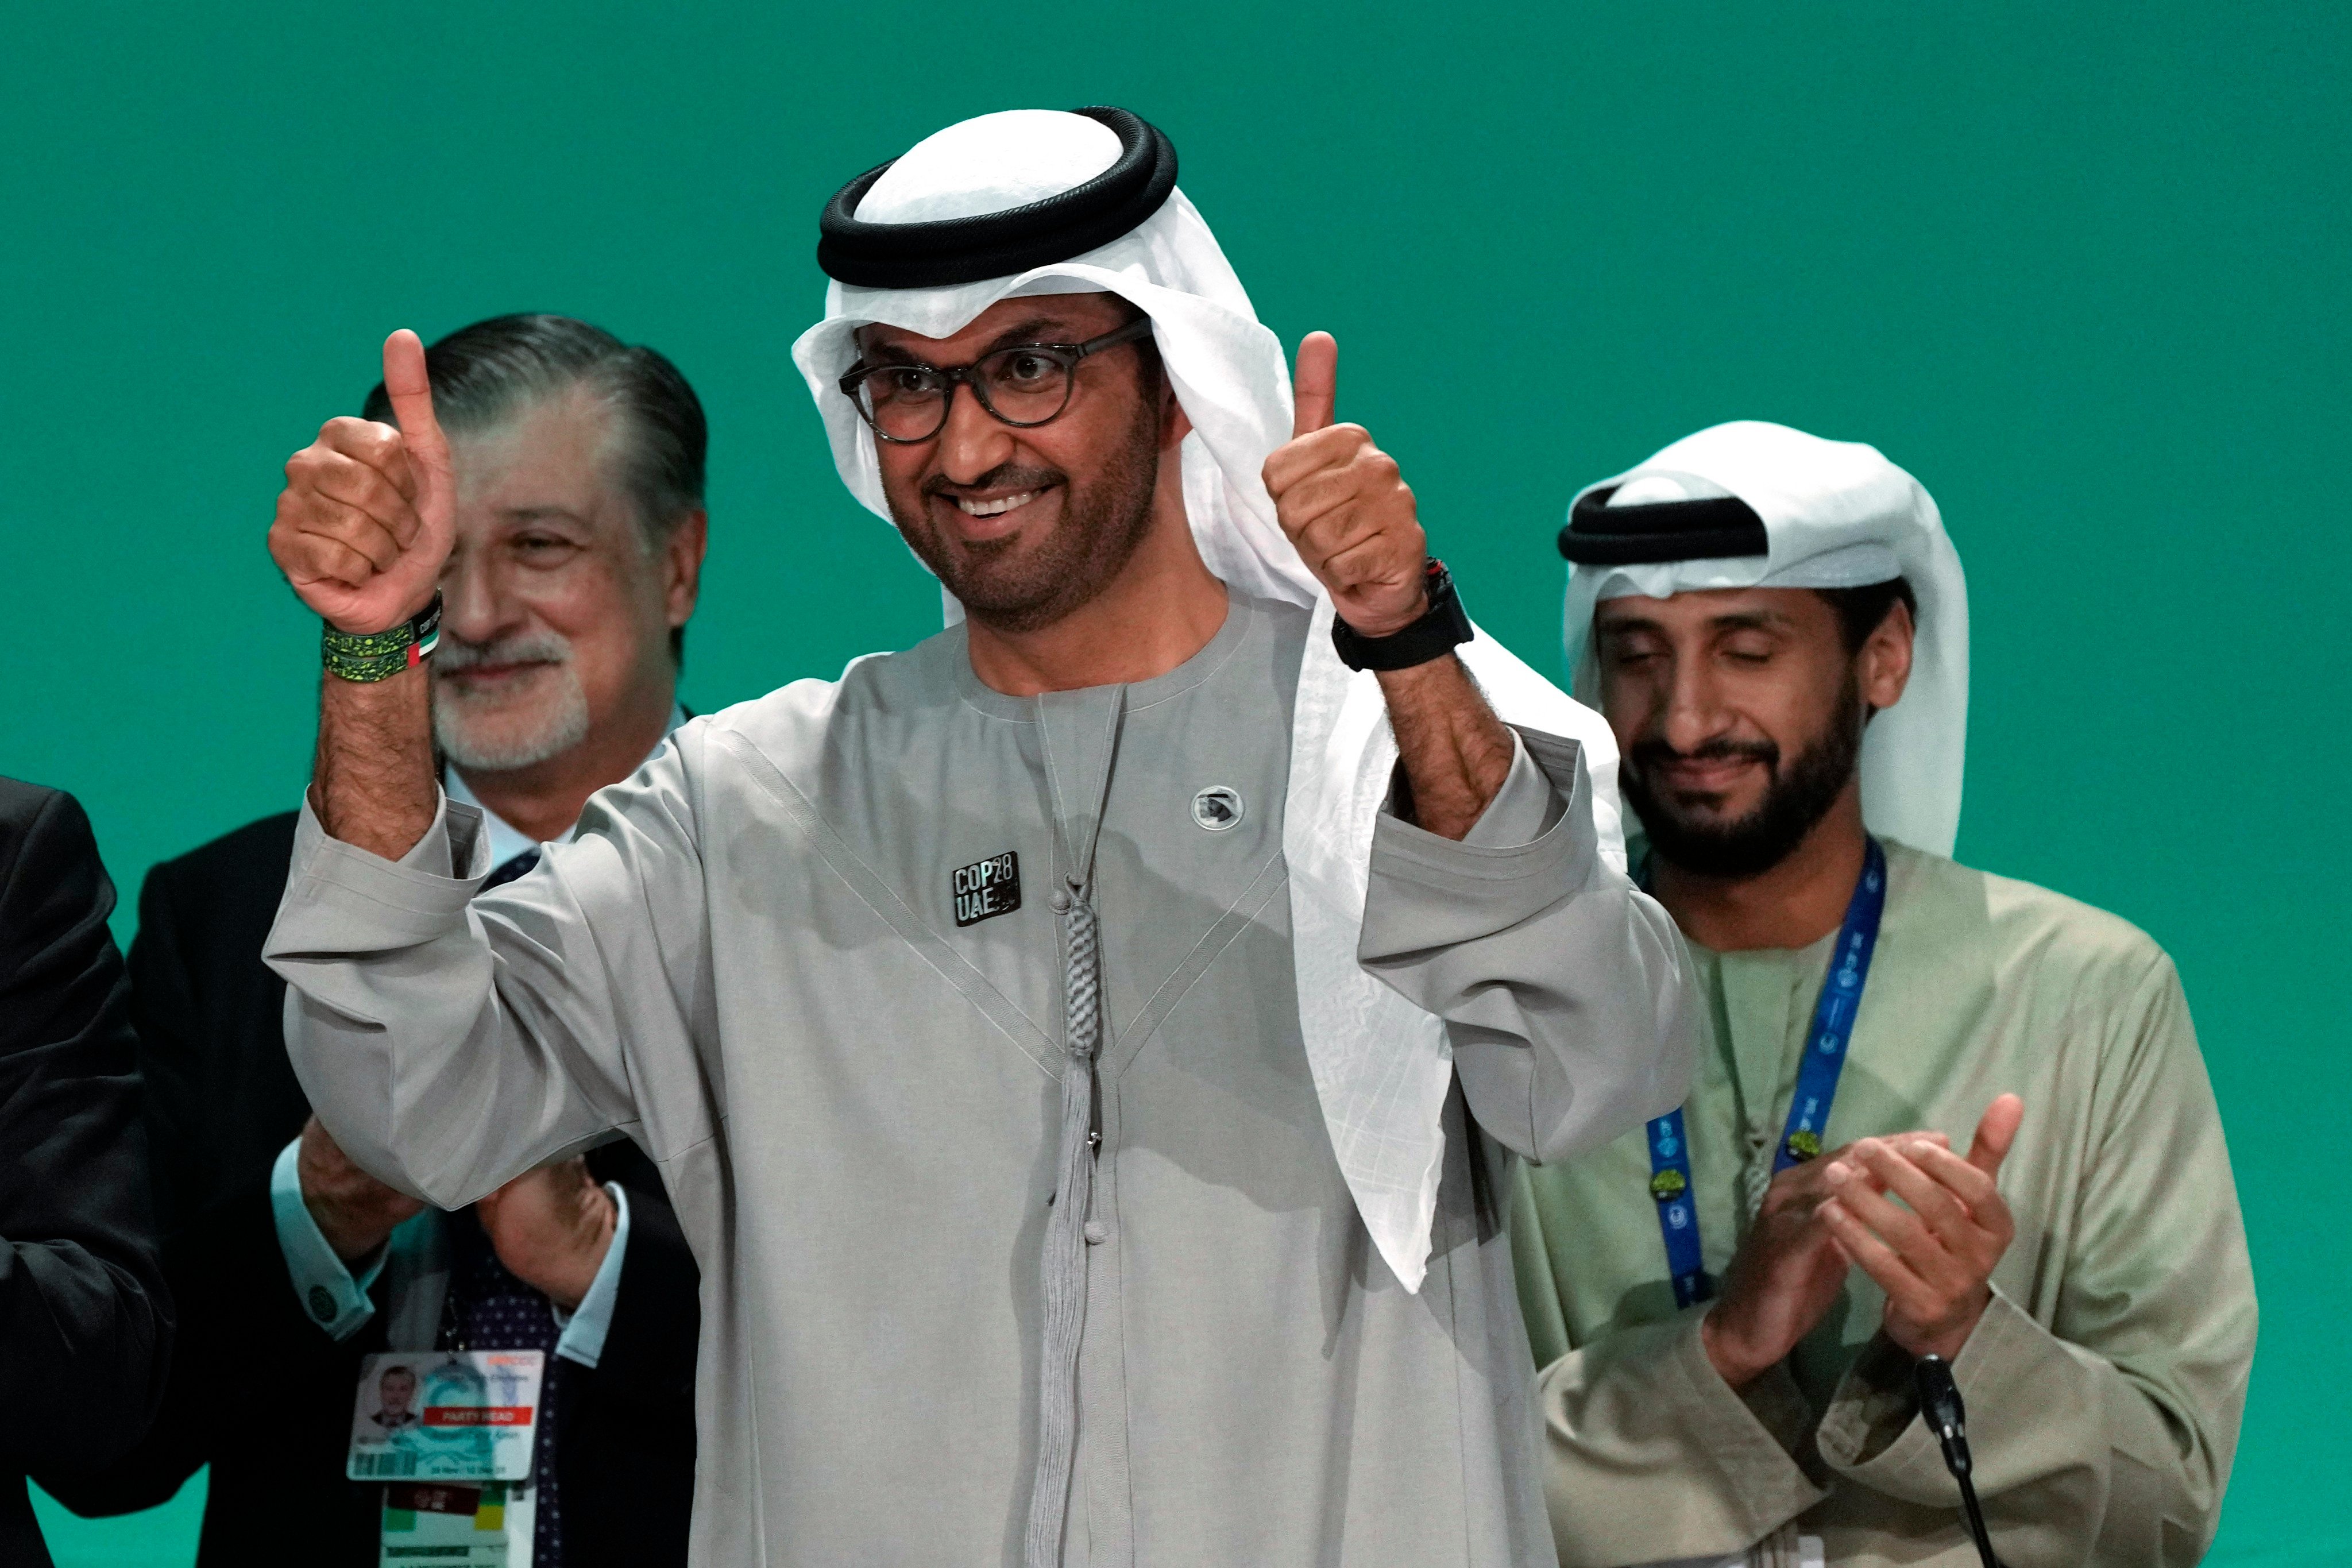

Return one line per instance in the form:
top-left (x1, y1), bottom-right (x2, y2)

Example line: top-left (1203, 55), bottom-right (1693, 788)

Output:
top-left (6, 3), bottom-right (2341, 1562)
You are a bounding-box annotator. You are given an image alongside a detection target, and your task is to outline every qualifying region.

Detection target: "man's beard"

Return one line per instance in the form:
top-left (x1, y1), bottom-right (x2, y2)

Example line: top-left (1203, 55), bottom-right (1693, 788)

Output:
top-left (887, 401), bottom-right (1163, 635)
top-left (431, 631), bottom-right (592, 771)
top-left (1623, 676), bottom-right (1865, 880)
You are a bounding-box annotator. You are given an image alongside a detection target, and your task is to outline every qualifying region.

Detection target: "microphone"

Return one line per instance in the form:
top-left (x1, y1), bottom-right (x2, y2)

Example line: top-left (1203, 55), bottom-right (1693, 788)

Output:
top-left (1913, 1354), bottom-right (2002, 1567)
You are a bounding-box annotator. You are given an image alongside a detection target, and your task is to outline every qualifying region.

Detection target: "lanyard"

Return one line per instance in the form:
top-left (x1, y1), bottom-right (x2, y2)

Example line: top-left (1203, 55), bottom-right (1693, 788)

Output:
top-left (1640, 838), bottom-right (1888, 1308)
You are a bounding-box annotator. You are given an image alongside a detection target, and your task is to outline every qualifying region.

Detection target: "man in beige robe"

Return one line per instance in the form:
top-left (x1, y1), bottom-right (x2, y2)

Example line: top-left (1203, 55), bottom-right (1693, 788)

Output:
top-left (1515, 420), bottom-right (2255, 1567)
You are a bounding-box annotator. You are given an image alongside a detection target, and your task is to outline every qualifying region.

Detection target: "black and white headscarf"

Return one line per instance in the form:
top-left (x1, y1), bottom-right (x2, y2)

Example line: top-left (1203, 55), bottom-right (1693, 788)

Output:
top-left (1562, 420), bottom-right (1969, 856)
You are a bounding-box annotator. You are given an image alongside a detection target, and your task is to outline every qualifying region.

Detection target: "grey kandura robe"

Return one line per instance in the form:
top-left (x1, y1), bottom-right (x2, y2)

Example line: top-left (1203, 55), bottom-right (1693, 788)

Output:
top-left (267, 592), bottom-right (1696, 1566)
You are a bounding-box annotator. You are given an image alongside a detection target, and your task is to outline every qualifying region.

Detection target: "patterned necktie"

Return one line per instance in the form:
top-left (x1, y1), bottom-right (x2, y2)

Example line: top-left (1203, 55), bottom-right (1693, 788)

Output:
top-left (441, 1211), bottom-right (563, 1567)
top-left (441, 846), bottom-right (556, 1557)
top-left (481, 848), bottom-right (542, 891)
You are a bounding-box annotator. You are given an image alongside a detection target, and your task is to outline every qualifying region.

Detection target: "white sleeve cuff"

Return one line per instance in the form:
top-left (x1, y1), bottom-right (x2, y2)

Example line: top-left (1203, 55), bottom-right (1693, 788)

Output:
top-left (552, 1182), bottom-right (631, 1369)
top-left (268, 1135), bottom-right (387, 1341)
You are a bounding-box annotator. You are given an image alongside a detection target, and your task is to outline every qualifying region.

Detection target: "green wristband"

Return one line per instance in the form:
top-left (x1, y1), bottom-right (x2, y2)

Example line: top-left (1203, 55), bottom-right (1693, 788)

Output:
top-left (321, 594), bottom-right (443, 683)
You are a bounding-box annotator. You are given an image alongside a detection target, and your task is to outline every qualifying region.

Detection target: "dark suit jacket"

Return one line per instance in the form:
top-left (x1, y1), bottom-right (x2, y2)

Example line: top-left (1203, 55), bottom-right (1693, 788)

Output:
top-left (43, 810), bottom-right (699, 1567)
top-left (0, 780), bottom-right (173, 1568)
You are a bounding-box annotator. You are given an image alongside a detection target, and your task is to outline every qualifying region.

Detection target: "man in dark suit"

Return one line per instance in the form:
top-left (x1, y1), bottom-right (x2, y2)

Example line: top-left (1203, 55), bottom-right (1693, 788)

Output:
top-left (0, 779), bottom-right (173, 1568)
top-left (44, 314), bottom-right (712, 1568)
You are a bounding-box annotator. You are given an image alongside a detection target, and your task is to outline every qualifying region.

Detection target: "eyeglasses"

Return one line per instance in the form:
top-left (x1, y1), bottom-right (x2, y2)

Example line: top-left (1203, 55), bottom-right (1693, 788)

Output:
top-left (837, 316), bottom-right (1156, 445)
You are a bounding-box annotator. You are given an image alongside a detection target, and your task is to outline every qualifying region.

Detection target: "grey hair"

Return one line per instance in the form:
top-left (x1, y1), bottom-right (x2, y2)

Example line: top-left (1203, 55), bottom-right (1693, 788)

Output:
top-left (362, 312), bottom-right (705, 550)
top-left (362, 313), bottom-right (706, 659)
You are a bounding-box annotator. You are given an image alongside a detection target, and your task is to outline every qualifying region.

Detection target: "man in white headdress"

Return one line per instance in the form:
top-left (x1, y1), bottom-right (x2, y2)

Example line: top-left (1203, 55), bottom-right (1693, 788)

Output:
top-left (1511, 421), bottom-right (2256, 1567)
top-left (259, 106), bottom-right (1696, 1565)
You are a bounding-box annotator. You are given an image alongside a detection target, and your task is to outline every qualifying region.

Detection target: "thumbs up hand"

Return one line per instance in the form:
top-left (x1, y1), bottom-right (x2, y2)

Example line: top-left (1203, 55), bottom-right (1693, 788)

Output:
top-left (1261, 332), bottom-right (1429, 637)
top-left (268, 330), bottom-right (457, 636)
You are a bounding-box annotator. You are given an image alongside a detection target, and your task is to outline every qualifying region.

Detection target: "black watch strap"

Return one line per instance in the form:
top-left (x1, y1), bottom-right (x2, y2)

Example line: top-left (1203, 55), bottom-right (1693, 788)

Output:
top-left (1330, 559), bottom-right (1473, 672)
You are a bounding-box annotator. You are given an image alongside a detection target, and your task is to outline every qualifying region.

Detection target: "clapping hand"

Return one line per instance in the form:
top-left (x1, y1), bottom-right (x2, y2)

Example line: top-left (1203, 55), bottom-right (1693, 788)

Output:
top-left (1817, 1094), bottom-right (2026, 1361)
top-left (1701, 1130), bottom-right (1952, 1388)
top-left (297, 1114), bottom-right (426, 1264)
top-left (474, 1157), bottom-right (618, 1313)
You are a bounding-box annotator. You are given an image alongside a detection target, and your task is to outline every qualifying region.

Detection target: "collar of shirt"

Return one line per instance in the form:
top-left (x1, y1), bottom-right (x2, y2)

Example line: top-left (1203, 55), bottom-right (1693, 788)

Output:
top-left (445, 703), bottom-right (689, 873)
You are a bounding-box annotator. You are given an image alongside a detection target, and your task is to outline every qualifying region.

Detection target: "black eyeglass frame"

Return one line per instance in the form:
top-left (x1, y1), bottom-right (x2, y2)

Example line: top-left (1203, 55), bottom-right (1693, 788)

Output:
top-left (837, 316), bottom-right (1157, 444)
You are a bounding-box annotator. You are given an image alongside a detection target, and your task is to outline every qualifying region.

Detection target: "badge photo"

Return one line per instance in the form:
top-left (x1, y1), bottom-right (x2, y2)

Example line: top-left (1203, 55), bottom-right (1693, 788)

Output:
top-left (347, 1349), bottom-right (546, 1482)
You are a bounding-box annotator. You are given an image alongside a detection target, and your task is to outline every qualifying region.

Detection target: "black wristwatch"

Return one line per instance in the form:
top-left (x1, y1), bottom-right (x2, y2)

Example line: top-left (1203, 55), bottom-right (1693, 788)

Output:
top-left (1330, 559), bottom-right (1473, 672)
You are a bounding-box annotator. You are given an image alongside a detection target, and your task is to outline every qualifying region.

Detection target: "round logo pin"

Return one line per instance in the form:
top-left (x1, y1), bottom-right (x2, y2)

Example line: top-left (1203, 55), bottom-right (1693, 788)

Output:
top-left (1191, 786), bottom-right (1244, 832)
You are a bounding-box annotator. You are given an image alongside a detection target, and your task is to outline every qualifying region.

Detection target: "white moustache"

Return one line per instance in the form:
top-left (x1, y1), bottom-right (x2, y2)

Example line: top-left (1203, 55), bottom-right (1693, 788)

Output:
top-left (434, 634), bottom-right (574, 675)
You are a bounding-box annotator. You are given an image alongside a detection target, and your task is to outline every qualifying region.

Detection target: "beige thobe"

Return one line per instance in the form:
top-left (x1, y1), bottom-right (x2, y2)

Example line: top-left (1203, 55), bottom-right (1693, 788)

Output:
top-left (1512, 841), bottom-right (2255, 1567)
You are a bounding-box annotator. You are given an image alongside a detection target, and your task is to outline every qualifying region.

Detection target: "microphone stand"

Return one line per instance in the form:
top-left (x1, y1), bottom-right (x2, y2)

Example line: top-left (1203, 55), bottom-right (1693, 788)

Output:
top-left (1913, 1354), bottom-right (2002, 1568)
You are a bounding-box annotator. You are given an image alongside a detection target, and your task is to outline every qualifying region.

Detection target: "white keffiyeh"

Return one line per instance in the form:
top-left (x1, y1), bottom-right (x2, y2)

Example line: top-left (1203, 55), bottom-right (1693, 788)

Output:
top-left (1565, 420), bottom-right (1969, 857)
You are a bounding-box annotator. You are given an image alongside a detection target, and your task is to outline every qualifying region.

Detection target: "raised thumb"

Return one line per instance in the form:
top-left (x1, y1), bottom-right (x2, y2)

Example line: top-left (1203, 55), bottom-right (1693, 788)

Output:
top-left (1291, 331), bottom-right (1338, 438)
top-left (381, 329), bottom-right (453, 513)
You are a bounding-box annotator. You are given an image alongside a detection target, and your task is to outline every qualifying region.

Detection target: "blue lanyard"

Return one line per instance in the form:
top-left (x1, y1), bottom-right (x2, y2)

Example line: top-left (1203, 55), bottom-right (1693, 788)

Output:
top-left (1640, 839), bottom-right (1888, 1308)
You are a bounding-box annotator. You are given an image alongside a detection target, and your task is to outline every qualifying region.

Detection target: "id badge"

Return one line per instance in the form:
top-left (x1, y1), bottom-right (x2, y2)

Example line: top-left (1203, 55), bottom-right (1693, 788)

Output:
top-left (379, 1479), bottom-right (534, 1567)
top-left (347, 1349), bottom-right (545, 1482)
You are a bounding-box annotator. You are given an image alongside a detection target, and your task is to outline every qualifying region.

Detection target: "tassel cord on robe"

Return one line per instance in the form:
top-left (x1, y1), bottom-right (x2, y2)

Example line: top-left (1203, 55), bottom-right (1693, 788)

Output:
top-left (1023, 882), bottom-right (1102, 1567)
top-left (1022, 686), bottom-right (1123, 1567)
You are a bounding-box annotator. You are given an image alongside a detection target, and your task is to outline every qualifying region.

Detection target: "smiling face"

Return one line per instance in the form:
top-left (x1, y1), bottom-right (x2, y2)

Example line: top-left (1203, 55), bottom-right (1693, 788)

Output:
top-left (859, 293), bottom-right (1174, 634)
top-left (1594, 586), bottom-right (1913, 878)
top-left (431, 386), bottom-right (694, 773)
